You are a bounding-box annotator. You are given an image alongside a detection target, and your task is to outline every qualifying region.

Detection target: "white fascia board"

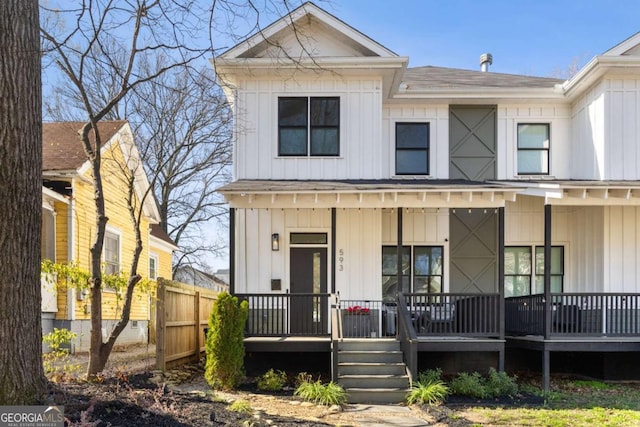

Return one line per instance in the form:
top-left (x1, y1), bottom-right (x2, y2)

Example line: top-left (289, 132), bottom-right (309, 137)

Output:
top-left (220, 2), bottom-right (397, 60)
top-left (42, 187), bottom-right (69, 206)
top-left (150, 234), bottom-right (179, 253)
top-left (563, 56), bottom-right (640, 100)
top-left (392, 87), bottom-right (566, 103)
top-left (602, 31), bottom-right (640, 56)
top-left (215, 56), bottom-right (409, 73)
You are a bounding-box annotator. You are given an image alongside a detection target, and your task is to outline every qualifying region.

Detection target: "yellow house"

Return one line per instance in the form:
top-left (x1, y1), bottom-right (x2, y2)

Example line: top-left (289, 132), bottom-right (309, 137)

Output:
top-left (42, 120), bottom-right (177, 351)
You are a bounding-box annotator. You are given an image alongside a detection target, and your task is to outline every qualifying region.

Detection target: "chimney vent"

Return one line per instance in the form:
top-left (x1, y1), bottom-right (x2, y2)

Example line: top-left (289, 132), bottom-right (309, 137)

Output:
top-left (480, 53), bottom-right (493, 72)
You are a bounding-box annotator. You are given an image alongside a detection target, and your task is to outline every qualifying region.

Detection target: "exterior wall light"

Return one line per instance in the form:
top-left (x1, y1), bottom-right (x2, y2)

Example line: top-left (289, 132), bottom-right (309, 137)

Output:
top-left (272, 233), bottom-right (280, 251)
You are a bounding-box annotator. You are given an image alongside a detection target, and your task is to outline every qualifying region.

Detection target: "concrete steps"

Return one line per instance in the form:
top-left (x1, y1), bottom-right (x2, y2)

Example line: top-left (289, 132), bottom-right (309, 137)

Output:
top-left (336, 339), bottom-right (411, 404)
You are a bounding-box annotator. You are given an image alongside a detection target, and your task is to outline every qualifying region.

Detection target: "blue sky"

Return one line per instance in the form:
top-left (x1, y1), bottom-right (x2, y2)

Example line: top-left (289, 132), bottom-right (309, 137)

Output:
top-left (317, 0), bottom-right (640, 77)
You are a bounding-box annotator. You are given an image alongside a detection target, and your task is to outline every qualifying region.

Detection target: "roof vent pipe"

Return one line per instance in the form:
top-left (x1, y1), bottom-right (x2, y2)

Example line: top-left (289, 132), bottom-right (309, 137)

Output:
top-left (480, 53), bottom-right (493, 72)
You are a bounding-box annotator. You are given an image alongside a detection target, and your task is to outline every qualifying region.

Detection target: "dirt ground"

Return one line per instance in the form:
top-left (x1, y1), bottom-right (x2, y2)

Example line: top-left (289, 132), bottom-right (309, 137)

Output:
top-left (46, 344), bottom-right (539, 426)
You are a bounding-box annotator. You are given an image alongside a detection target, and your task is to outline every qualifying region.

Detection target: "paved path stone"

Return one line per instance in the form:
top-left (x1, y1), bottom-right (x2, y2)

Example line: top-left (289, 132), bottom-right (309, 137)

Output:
top-left (345, 404), bottom-right (429, 426)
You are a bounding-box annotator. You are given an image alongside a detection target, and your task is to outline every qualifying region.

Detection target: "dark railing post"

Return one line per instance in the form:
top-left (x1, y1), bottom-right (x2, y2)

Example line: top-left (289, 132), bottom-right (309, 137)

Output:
top-left (397, 293), bottom-right (417, 384)
top-left (229, 207), bottom-right (235, 295)
top-left (543, 204), bottom-right (552, 340)
top-left (396, 207), bottom-right (403, 291)
top-left (498, 207), bottom-right (505, 344)
top-left (331, 294), bottom-right (340, 382)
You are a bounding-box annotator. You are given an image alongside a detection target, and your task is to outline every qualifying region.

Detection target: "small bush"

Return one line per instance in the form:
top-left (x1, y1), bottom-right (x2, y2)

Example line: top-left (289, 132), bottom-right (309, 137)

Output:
top-left (257, 369), bottom-right (287, 391)
top-left (294, 378), bottom-right (347, 406)
top-left (227, 399), bottom-right (252, 414)
top-left (205, 292), bottom-right (249, 390)
top-left (485, 368), bottom-right (518, 398)
top-left (449, 372), bottom-right (486, 399)
top-left (42, 328), bottom-right (81, 380)
top-left (418, 368), bottom-right (443, 384)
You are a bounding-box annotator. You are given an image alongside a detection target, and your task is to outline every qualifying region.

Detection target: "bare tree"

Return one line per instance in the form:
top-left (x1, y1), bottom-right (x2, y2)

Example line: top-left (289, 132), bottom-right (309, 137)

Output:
top-left (40, 0), bottom-right (211, 376)
top-left (0, 0), bottom-right (47, 403)
top-left (130, 67), bottom-right (233, 273)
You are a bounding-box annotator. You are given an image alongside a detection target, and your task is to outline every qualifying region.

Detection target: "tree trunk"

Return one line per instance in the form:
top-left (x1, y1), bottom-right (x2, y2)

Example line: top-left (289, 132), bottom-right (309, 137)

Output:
top-left (0, 0), bottom-right (47, 404)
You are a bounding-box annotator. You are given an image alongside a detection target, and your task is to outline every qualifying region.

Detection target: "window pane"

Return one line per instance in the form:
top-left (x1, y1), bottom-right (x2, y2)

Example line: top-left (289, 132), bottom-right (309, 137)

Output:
top-left (533, 276), bottom-right (563, 294)
top-left (518, 124), bottom-right (549, 148)
top-left (396, 150), bottom-right (428, 174)
top-left (279, 129), bottom-right (307, 155)
top-left (310, 128), bottom-right (339, 155)
top-left (414, 276), bottom-right (442, 293)
top-left (290, 233), bottom-right (327, 244)
top-left (382, 276), bottom-right (410, 303)
top-left (104, 233), bottom-right (119, 275)
top-left (505, 276), bottom-right (531, 297)
top-left (535, 247), bottom-right (564, 274)
top-left (396, 123), bottom-right (428, 149)
top-left (382, 246), bottom-right (410, 275)
top-left (279, 98), bottom-right (307, 126)
top-left (518, 150), bottom-right (548, 174)
top-left (414, 247), bottom-right (442, 275)
top-left (310, 97), bottom-right (339, 126)
top-left (505, 247), bottom-right (531, 274)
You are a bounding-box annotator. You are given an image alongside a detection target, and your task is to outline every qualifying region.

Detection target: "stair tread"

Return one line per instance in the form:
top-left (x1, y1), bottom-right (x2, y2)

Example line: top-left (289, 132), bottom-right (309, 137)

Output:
top-left (345, 387), bottom-right (410, 392)
top-left (339, 374), bottom-right (408, 378)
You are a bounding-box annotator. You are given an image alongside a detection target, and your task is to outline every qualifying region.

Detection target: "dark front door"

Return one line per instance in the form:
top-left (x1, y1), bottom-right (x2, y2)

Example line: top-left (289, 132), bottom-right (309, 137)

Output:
top-left (290, 247), bottom-right (328, 334)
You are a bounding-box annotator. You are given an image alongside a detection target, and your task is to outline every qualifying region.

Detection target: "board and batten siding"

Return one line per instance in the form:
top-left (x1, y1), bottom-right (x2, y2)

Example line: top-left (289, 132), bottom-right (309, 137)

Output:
top-left (234, 77), bottom-right (382, 180)
top-left (604, 206), bottom-right (640, 292)
top-left (605, 78), bottom-right (640, 180)
top-left (235, 208), bottom-right (332, 293)
top-left (497, 105), bottom-right (572, 179)
top-left (505, 197), bottom-right (609, 293)
top-left (571, 81), bottom-right (606, 179)
top-left (382, 105), bottom-right (449, 178)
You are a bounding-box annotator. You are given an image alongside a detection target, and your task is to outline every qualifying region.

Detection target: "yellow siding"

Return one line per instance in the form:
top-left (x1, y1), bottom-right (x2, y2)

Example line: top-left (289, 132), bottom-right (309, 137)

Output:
top-left (54, 202), bottom-right (69, 320)
top-left (66, 137), bottom-right (154, 321)
top-left (150, 242), bottom-right (174, 279)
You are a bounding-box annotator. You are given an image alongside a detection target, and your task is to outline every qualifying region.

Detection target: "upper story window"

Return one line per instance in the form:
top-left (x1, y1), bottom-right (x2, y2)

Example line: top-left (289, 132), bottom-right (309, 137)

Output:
top-left (104, 231), bottom-right (120, 276)
top-left (396, 123), bottom-right (429, 175)
top-left (517, 123), bottom-right (549, 175)
top-left (278, 97), bottom-right (340, 156)
top-left (149, 253), bottom-right (159, 280)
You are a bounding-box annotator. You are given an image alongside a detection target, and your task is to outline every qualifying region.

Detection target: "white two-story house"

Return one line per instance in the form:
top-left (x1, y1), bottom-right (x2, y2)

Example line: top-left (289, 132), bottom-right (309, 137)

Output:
top-left (215, 2), bottom-right (640, 398)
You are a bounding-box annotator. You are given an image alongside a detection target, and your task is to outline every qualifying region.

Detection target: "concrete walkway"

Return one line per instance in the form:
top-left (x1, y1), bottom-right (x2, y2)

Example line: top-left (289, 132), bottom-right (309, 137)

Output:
top-left (345, 404), bottom-right (429, 427)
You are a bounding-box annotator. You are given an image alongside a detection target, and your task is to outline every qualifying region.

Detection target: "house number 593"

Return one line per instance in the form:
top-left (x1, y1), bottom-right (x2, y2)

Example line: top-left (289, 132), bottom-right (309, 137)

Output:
top-left (338, 249), bottom-right (344, 271)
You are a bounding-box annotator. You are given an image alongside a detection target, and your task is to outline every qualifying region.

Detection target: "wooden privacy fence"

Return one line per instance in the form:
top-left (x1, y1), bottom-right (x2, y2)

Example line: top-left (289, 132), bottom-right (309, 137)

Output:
top-left (156, 278), bottom-right (218, 370)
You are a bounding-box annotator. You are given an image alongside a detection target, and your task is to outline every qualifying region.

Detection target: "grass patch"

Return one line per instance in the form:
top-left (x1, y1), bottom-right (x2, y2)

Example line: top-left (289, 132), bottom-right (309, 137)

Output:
top-left (468, 407), bottom-right (640, 427)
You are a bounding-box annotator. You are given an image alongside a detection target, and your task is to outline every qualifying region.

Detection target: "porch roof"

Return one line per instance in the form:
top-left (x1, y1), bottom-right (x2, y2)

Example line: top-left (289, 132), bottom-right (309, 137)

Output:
top-left (217, 179), bottom-right (522, 209)
top-left (495, 180), bottom-right (640, 206)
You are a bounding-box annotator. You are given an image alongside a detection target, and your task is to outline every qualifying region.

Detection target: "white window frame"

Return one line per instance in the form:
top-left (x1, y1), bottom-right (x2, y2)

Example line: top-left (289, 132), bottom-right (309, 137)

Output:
top-left (517, 123), bottom-right (550, 176)
top-left (103, 227), bottom-right (122, 291)
top-left (149, 252), bottom-right (159, 280)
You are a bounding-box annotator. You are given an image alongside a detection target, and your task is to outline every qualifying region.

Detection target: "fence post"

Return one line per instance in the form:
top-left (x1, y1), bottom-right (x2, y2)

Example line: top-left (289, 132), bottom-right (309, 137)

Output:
top-left (155, 278), bottom-right (166, 370)
top-left (194, 291), bottom-right (201, 363)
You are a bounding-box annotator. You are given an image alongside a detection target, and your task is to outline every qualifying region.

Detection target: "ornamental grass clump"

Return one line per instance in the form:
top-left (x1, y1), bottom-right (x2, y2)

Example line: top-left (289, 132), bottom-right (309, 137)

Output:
top-left (257, 369), bottom-right (287, 392)
top-left (294, 376), bottom-right (347, 406)
top-left (407, 369), bottom-right (449, 405)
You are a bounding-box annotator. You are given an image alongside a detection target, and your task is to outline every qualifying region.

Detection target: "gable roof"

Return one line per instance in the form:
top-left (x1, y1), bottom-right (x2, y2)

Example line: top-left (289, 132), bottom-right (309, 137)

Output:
top-left (150, 224), bottom-right (179, 251)
top-left (603, 31), bottom-right (640, 56)
top-left (220, 2), bottom-right (397, 60)
top-left (43, 120), bottom-right (127, 172)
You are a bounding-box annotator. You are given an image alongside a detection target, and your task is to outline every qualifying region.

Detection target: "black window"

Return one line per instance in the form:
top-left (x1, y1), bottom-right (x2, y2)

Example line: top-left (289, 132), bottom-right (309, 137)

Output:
top-left (505, 245), bottom-right (564, 297)
top-left (396, 123), bottom-right (429, 175)
top-left (278, 97), bottom-right (339, 156)
top-left (382, 245), bottom-right (443, 303)
top-left (517, 123), bottom-right (549, 175)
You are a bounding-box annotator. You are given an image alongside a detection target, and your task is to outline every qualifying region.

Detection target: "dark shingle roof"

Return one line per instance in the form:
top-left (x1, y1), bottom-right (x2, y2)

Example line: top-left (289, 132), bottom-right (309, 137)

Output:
top-left (42, 121), bottom-right (127, 171)
top-left (150, 224), bottom-right (178, 247)
top-left (402, 66), bottom-right (565, 90)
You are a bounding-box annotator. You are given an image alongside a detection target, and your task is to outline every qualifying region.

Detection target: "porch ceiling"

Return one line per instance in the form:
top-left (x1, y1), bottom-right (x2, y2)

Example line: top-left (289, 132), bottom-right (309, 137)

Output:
top-left (496, 180), bottom-right (640, 206)
top-left (218, 179), bottom-right (522, 209)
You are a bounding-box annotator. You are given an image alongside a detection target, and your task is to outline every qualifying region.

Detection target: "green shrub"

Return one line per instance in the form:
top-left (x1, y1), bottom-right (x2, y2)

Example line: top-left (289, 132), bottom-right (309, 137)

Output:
top-left (449, 372), bottom-right (486, 399)
top-left (227, 399), bottom-right (252, 414)
top-left (205, 292), bottom-right (249, 390)
top-left (485, 368), bottom-right (518, 398)
top-left (417, 368), bottom-right (443, 384)
top-left (42, 328), bottom-right (81, 380)
top-left (294, 378), bottom-right (347, 406)
top-left (257, 369), bottom-right (287, 391)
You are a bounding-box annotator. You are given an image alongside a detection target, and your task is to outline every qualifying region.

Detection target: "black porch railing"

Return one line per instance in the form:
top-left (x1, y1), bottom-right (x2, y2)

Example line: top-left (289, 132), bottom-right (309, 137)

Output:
top-left (505, 293), bottom-right (640, 337)
top-left (339, 300), bottom-right (383, 338)
top-left (403, 292), bottom-right (501, 337)
top-left (237, 293), bottom-right (331, 337)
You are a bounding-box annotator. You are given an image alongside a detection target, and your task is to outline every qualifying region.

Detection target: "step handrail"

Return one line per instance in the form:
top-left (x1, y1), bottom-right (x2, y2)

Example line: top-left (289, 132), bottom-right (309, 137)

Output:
top-left (397, 293), bottom-right (417, 384)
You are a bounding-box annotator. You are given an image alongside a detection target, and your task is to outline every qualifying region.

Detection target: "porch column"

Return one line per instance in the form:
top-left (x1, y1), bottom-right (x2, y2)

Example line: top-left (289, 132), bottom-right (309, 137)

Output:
top-left (543, 204), bottom-right (552, 340)
top-left (331, 208), bottom-right (336, 294)
top-left (229, 207), bottom-right (235, 295)
top-left (396, 208), bottom-right (403, 297)
top-left (498, 207), bottom-right (505, 371)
